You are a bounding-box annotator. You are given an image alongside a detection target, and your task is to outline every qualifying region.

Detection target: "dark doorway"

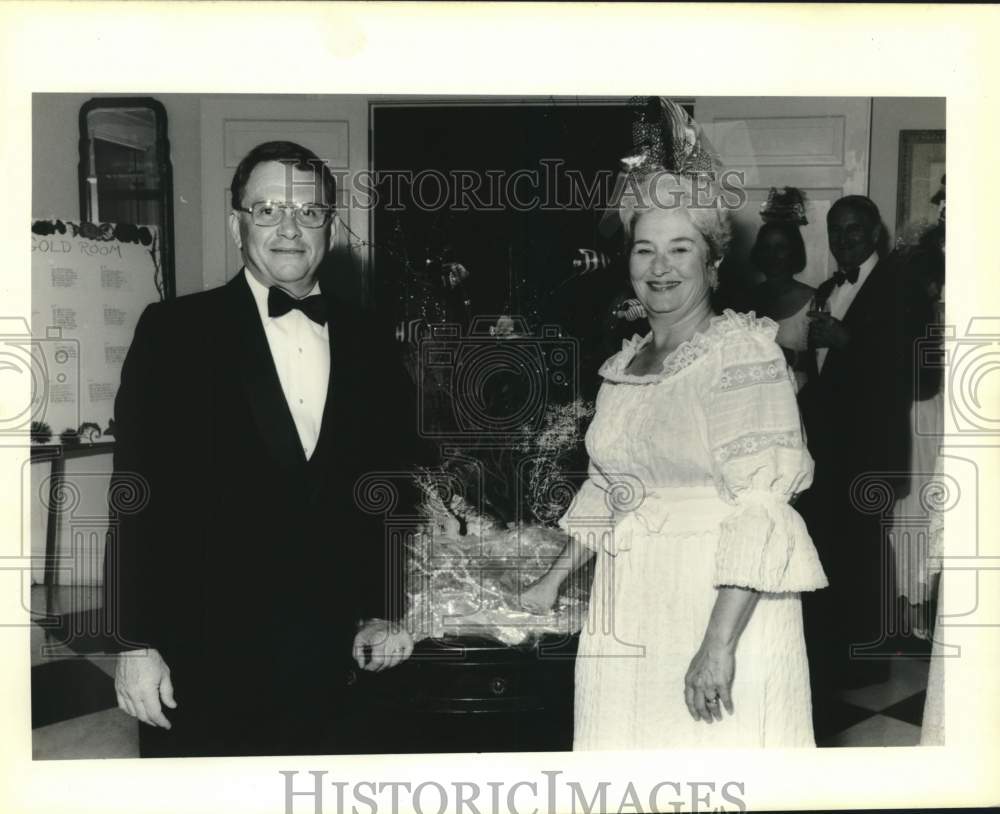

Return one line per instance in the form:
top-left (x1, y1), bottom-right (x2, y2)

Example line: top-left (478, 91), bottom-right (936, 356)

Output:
top-left (371, 100), bottom-right (647, 397)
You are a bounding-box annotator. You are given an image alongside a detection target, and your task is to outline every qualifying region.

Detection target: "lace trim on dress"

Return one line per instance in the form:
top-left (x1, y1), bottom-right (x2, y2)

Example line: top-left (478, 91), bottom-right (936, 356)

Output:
top-left (599, 309), bottom-right (779, 384)
top-left (719, 359), bottom-right (787, 391)
top-left (712, 430), bottom-right (803, 464)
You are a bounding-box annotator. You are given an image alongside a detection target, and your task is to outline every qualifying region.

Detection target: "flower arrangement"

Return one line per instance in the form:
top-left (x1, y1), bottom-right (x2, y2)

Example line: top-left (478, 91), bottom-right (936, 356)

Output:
top-left (31, 219), bottom-right (154, 246)
top-left (403, 469), bottom-right (590, 646)
top-left (58, 428), bottom-right (80, 447)
top-left (515, 399), bottom-right (595, 525)
top-left (30, 421), bottom-right (52, 445)
top-left (402, 398), bottom-right (595, 646)
top-left (32, 420), bottom-right (111, 446)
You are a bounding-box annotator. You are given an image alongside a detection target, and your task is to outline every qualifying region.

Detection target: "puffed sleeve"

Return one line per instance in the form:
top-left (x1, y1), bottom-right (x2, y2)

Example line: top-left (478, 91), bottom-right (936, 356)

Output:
top-left (705, 317), bottom-right (828, 593)
top-left (557, 460), bottom-right (617, 551)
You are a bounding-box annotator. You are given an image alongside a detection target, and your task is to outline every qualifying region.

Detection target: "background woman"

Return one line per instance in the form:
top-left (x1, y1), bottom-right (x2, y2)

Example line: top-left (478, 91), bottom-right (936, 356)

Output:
top-left (747, 221), bottom-right (815, 390)
top-left (522, 171), bottom-right (827, 749)
top-left (892, 240), bottom-right (946, 638)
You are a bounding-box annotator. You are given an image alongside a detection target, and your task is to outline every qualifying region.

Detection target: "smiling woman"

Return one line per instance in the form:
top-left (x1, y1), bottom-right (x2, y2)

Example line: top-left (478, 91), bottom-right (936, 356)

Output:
top-left (520, 153), bottom-right (827, 748)
top-left (617, 171), bottom-right (734, 371)
top-left (629, 208), bottom-right (718, 322)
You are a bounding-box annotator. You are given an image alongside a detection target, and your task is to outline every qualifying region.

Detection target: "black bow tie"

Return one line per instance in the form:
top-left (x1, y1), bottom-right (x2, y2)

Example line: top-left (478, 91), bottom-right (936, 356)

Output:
top-left (832, 266), bottom-right (860, 287)
top-left (267, 286), bottom-right (327, 325)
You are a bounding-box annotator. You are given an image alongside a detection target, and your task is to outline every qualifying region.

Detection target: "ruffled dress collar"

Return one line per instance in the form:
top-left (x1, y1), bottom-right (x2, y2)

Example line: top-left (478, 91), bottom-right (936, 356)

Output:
top-left (598, 309), bottom-right (778, 384)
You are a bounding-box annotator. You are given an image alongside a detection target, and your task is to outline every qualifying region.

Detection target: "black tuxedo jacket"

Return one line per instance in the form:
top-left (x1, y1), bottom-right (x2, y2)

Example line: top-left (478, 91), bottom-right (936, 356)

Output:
top-left (103, 272), bottom-right (419, 724)
top-left (798, 258), bottom-right (914, 501)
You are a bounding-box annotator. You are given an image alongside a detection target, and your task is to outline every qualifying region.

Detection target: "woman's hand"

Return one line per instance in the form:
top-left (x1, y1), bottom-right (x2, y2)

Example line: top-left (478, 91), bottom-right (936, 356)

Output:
top-left (520, 576), bottom-right (561, 614)
top-left (684, 641), bottom-right (736, 723)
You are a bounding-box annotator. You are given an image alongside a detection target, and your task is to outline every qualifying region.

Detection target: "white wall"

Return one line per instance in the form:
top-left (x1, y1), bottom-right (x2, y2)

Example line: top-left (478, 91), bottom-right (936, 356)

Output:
top-left (870, 97), bottom-right (946, 244)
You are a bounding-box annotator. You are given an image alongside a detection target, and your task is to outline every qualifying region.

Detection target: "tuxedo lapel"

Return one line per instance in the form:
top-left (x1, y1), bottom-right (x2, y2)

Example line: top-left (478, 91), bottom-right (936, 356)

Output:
top-left (840, 260), bottom-right (884, 329)
top-left (308, 288), bottom-right (360, 469)
top-left (812, 261), bottom-right (884, 380)
top-left (223, 274), bottom-right (306, 470)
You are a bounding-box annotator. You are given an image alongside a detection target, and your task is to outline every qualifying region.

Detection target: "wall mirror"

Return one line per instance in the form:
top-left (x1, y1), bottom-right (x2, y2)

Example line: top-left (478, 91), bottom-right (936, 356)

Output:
top-left (78, 97), bottom-right (175, 297)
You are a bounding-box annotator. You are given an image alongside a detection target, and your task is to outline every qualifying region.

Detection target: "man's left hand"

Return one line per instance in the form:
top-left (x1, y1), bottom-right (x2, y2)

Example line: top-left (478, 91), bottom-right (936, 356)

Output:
top-left (807, 312), bottom-right (851, 350)
top-left (353, 619), bottom-right (414, 672)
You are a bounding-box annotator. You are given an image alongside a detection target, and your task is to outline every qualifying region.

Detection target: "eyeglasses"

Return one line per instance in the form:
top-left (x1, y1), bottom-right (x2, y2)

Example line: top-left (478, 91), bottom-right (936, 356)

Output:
top-left (236, 201), bottom-right (334, 229)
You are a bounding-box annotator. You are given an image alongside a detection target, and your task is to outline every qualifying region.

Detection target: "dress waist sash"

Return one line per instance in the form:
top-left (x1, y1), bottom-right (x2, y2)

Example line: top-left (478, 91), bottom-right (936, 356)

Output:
top-left (604, 485), bottom-right (732, 557)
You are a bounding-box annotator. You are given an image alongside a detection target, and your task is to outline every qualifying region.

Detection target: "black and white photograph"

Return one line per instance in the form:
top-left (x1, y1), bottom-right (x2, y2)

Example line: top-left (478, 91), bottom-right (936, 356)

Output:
top-left (3, 4), bottom-right (999, 814)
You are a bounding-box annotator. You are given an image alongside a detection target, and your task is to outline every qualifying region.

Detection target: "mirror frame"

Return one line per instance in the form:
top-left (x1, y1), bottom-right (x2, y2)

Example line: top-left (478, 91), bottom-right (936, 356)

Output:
top-left (78, 96), bottom-right (175, 299)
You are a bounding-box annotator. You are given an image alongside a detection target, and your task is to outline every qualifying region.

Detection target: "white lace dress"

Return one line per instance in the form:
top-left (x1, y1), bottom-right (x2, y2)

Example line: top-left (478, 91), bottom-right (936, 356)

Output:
top-left (560, 311), bottom-right (828, 749)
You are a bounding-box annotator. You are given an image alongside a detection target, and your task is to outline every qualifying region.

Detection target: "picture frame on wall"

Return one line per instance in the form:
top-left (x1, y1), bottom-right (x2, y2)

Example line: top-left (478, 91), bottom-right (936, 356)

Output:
top-left (896, 129), bottom-right (946, 235)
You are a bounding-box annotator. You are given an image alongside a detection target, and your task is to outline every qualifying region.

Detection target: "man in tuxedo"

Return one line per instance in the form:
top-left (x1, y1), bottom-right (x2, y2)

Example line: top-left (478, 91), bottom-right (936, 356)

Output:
top-left (105, 141), bottom-right (416, 757)
top-left (798, 195), bottom-right (913, 711)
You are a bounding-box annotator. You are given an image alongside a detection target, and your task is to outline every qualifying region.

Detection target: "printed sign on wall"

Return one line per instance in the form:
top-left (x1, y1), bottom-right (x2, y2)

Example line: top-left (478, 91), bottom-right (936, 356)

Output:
top-left (28, 219), bottom-right (162, 442)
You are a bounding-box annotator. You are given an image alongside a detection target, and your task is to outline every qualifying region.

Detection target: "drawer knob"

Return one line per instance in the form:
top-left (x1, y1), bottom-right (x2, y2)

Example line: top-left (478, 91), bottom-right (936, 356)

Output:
top-left (490, 677), bottom-right (508, 696)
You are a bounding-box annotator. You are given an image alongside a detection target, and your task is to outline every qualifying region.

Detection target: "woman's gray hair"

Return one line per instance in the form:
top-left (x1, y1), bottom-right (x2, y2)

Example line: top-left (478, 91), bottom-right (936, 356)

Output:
top-left (620, 171), bottom-right (734, 263)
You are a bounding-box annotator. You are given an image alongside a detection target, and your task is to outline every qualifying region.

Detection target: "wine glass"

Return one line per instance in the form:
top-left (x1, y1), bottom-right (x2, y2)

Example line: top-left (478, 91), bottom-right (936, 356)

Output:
top-left (806, 294), bottom-right (829, 351)
top-left (808, 292), bottom-right (830, 316)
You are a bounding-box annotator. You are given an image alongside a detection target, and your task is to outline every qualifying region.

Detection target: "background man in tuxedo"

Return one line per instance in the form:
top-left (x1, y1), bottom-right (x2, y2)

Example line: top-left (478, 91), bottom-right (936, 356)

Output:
top-left (798, 195), bottom-right (914, 716)
top-left (105, 141), bottom-right (416, 757)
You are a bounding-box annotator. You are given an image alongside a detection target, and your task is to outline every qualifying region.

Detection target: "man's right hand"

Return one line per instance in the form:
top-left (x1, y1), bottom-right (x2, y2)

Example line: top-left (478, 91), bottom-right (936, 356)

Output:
top-left (115, 648), bottom-right (177, 728)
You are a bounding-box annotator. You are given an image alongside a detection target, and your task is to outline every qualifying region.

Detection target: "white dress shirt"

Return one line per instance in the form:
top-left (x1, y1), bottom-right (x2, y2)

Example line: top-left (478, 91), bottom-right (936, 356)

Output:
top-left (817, 251), bottom-right (878, 373)
top-left (244, 269), bottom-right (330, 460)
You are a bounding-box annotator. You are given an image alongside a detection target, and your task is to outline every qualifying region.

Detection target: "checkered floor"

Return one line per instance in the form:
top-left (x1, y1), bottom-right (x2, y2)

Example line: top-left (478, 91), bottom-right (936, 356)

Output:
top-left (814, 657), bottom-right (928, 747)
top-left (30, 586), bottom-right (932, 758)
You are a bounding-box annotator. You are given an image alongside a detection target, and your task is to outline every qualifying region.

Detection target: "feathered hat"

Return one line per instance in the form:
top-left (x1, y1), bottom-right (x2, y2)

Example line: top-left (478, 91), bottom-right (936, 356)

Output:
top-left (600, 97), bottom-right (726, 237)
top-left (622, 96), bottom-right (724, 177)
top-left (760, 187), bottom-right (808, 225)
